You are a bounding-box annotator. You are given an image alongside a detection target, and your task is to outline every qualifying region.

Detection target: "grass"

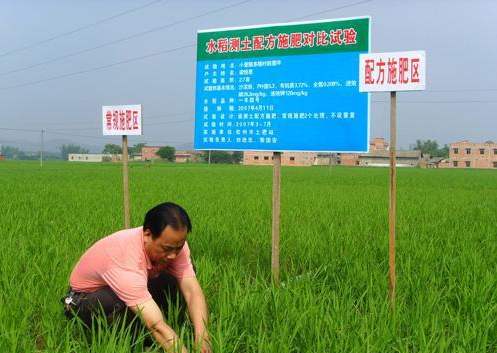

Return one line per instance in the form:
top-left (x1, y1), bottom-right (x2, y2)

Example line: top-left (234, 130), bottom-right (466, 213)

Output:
top-left (0, 160), bottom-right (496, 352)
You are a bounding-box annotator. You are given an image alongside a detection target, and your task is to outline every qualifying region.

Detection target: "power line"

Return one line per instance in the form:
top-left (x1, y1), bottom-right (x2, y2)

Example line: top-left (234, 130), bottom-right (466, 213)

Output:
top-left (31, 112), bottom-right (193, 128)
top-left (0, 0), bottom-right (256, 90)
top-left (48, 118), bottom-right (194, 131)
top-left (46, 131), bottom-right (192, 145)
top-left (0, 0), bottom-right (375, 91)
top-left (373, 88), bottom-right (497, 94)
top-left (47, 131), bottom-right (192, 145)
top-left (0, 0), bottom-right (164, 58)
top-left (145, 140), bottom-right (193, 145)
top-left (45, 131), bottom-right (116, 140)
top-left (291, 0), bottom-right (373, 21)
top-left (143, 112), bottom-right (193, 121)
top-left (372, 100), bottom-right (497, 104)
top-left (148, 118), bottom-right (194, 126)
top-left (0, 127), bottom-right (40, 133)
top-left (0, 44), bottom-right (195, 90)
top-left (0, 128), bottom-right (111, 140)
top-left (426, 88), bottom-right (497, 93)
top-left (48, 127), bottom-right (101, 132)
top-left (0, 0), bottom-right (253, 77)
top-left (0, 127), bottom-right (193, 144)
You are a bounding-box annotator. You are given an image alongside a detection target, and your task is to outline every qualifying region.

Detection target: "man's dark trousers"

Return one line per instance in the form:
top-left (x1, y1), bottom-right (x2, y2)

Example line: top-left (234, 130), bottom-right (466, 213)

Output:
top-left (63, 272), bottom-right (186, 330)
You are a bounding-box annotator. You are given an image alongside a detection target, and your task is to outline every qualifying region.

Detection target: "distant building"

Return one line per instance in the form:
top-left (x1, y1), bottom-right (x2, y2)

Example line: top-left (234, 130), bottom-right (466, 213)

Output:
top-left (175, 150), bottom-right (203, 163)
top-left (443, 140), bottom-right (497, 169)
top-left (68, 153), bottom-right (141, 162)
top-left (422, 157), bottom-right (447, 168)
top-left (243, 151), bottom-right (317, 166)
top-left (438, 159), bottom-right (453, 168)
top-left (335, 137), bottom-right (422, 167)
top-left (356, 150), bottom-right (422, 167)
top-left (225, 139), bottom-right (497, 169)
top-left (141, 146), bottom-right (201, 163)
top-left (339, 153), bottom-right (360, 166)
top-left (141, 146), bottom-right (162, 161)
top-left (313, 153), bottom-right (338, 166)
top-left (175, 153), bottom-right (191, 163)
top-left (68, 153), bottom-right (115, 162)
top-left (242, 138), bottom-right (424, 167)
top-left (369, 137), bottom-right (389, 151)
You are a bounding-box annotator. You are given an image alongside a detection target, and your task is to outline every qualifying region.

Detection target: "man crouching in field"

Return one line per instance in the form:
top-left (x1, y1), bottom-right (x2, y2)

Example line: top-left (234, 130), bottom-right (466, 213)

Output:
top-left (63, 202), bottom-right (210, 353)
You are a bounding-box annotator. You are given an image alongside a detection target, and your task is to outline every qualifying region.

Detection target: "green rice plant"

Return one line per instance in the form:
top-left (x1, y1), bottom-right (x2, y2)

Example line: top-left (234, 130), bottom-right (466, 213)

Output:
top-left (0, 161), bottom-right (496, 352)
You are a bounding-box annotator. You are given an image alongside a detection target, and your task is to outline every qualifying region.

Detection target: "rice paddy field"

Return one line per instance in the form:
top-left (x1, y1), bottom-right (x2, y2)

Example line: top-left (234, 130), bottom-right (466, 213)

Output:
top-left (1, 160), bottom-right (497, 353)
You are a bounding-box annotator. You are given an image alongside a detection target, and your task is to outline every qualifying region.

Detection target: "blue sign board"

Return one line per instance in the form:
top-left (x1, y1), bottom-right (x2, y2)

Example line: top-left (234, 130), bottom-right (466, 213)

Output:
top-left (194, 17), bottom-right (370, 152)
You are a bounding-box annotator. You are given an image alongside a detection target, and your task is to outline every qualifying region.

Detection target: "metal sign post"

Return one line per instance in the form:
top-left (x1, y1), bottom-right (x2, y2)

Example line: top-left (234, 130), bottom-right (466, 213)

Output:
top-left (272, 151), bottom-right (281, 286)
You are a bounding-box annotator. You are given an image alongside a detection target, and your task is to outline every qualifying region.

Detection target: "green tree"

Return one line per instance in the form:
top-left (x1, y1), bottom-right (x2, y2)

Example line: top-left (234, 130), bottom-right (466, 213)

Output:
top-left (414, 139), bottom-right (438, 156)
top-left (438, 144), bottom-right (449, 158)
top-left (102, 144), bottom-right (122, 155)
top-left (202, 150), bottom-right (233, 164)
top-left (60, 144), bottom-right (89, 160)
top-left (231, 151), bottom-right (243, 164)
top-left (413, 139), bottom-right (449, 158)
top-left (129, 143), bottom-right (146, 156)
top-left (1, 145), bottom-right (24, 159)
top-left (156, 146), bottom-right (175, 162)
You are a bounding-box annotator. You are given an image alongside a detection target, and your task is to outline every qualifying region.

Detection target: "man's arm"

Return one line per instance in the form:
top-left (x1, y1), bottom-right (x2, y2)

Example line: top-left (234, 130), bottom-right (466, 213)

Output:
top-left (130, 299), bottom-right (187, 353)
top-left (178, 277), bottom-right (210, 352)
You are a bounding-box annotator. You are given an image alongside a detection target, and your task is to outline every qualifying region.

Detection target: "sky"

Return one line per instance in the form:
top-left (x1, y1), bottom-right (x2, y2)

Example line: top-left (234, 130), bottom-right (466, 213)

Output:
top-left (0, 0), bottom-right (496, 153)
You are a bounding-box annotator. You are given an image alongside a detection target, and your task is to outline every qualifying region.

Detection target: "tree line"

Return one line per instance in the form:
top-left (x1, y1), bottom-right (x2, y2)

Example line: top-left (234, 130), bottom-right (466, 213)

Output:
top-left (103, 143), bottom-right (242, 164)
top-left (1, 139), bottom-right (450, 161)
top-left (0, 143), bottom-right (243, 164)
top-left (411, 139), bottom-right (449, 158)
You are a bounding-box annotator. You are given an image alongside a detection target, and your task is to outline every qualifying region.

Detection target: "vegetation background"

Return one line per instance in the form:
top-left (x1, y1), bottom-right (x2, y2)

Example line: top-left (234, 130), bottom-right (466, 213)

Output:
top-left (1, 161), bottom-right (496, 352)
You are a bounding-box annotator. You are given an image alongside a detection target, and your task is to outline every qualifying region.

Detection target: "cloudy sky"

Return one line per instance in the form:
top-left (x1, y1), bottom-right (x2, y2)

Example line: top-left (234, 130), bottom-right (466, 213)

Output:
top-left (0, 0), bottom-right (496, 152)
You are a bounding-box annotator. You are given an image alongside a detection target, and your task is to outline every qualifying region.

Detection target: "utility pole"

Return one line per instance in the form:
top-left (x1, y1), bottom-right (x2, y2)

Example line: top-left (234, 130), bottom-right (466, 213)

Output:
top-left (40, 129), bottom-right (45, 167)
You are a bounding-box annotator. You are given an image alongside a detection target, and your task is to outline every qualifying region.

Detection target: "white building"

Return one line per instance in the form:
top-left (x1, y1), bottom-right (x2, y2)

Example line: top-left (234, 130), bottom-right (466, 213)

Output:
top-left (68, 153), bottom-right (112, 162)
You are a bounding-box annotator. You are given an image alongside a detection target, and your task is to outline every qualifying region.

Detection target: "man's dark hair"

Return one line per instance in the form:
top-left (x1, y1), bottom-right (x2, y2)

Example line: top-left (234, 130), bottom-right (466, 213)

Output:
top-left (143, 202), bottom-right (192, 239)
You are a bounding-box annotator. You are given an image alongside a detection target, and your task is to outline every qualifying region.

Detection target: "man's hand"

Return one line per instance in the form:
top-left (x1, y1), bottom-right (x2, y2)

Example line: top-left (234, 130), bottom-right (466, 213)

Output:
top-left (178, 277), bottom-right (210, 352)
top-left (131, 299), bottom-right (187, 353)
top-left (195, 336), bottom-right (212, 353)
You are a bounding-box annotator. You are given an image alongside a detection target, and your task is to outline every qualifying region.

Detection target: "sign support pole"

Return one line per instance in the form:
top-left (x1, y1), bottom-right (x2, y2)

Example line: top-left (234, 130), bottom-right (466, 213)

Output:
top-left (360, 50), bottom-right (425, 310)
top-left (40, 129), bottom-right (44, 168)
top-left (272, 151), bottom-right (281, 286)
top-left (388, 91), bottom-right (397, 309)
top-left (122, 135), bottom-right (130, 228)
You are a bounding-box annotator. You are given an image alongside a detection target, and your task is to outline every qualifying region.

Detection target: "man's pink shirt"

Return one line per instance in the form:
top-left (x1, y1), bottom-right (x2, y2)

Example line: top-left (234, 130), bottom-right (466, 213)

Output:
top-left (70, 227), bottom-right (196, 306)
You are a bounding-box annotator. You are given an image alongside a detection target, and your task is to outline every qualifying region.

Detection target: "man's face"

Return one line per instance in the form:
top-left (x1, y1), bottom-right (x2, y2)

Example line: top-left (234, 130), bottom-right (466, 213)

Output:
top-left (144, 225), bottom-right (187, 265)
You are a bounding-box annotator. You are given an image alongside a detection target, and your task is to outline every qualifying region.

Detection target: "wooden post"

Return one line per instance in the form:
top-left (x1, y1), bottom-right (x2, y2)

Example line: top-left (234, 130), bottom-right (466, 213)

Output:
top-left (388, 91), bottom-right (397, 308)
top-left (40, 129), bottom-right (44, 167)
top-left (272, 151), bottom-right (282, 286)
top-left (122, 135), bottom-right (130, 229)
